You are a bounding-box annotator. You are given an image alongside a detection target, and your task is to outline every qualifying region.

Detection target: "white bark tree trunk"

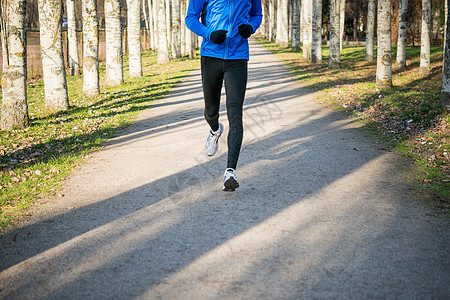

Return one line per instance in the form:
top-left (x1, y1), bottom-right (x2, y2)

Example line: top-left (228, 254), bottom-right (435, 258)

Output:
top-left (82, 0), bottom-right (100, 96)
top-left (441, 0), bottom-right (450, 108)
top-left (66, 0), bottom-right (80, 75)
top-left (157, 0), bottom-right (169, 63)
top-left (329, 0), bottom-right (340, 68)
top-left (105, 0), bottom-right (123, 86)
top-left (148, 0), bottom-right (155, 50)
top-left (302, 0), bottom-right (312, 59)
top-left (396, 0), bottom-right (408, 69)
top-left (376, 0), bottom-right (393, 88)
top-left (171, 0), bottom-right (181, 58)
top-left (181, 0), bottom-right (186, 55)
top-left (420, 0), bottom-right (431, 75)
top-left (152, 0), bottom-right (158, 49)
top-left (38, 0), bottom-right (69, 112)
top-left (339, 0), bottom-right (345, 50)
top-left (0, 0), bottom-right (29, 130)
top-left (276, 0), bottom-right (289, 47)
top-left (311, 0), bottom-right (322, 63)
top-left (269, 0), bottom-right (275, 42)
top-left (127, 0), bottom-right (142, 77)
top-left (292, 0), bottom-right (301, 51)
top-left (365, 0), bottom-right (375, 62)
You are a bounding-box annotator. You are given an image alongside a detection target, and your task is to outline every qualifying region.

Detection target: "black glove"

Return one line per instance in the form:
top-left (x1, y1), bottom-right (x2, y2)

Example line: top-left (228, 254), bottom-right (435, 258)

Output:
top-left (210, 30), bottom-right (228, 45)
top-left (238, 24), bottom-right (253, 39)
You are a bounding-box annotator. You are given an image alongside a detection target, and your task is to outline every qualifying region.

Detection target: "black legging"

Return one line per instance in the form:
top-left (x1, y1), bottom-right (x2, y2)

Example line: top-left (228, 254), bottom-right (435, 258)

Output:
top-left (201, 56), bottom-right (248, 170)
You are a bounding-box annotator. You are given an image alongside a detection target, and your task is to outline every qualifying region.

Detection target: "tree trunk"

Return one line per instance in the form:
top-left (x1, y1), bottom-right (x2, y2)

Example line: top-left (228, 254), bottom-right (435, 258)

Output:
top-left (171, 0), bottom-right (181, 58)
top-left (420, 0), bottom-right (431, 75)
top-left (0, 0), bottom-right (29, 130)
top-left (329, 0), bottom-right (340, 68)
top-left (396, 0), bottom-right (408, 69)
top-left (441, 0), bottom-right (450, 108)
top-left (311, 0), bottom-right (322, 63)
top-left (127, 0), bottom-right (142, 77)
top-left (302, 0), bottom-right (312, 59)
top-left (376, 0), bottom-right (393, 88)
top-left (339, 0), bottom-right (345, 49)
top-left (269, 0), bottom-right (275, 42)
top-left (82, 0), bottom-right (100, 96)
top-left (38, 0), bottom-right (69, 112)
top-left (276, 0), bottom-right (289, 47)
top-left (105, 0), bottom-right (123, 86)
top-left (157, 0), bottom-right (169, 63)
top-left (148, 0), bottom-right (155, 50)
top-left (152, 0), bottom-right (158, 49)
top-left (181, 0), bottom-right (186, 55)
top-left (291, 0), bottom-right (301, 51)
top-left (365, 0), bottom-right (375, 62)
top-left (66, 0), bottom-right (80, 75)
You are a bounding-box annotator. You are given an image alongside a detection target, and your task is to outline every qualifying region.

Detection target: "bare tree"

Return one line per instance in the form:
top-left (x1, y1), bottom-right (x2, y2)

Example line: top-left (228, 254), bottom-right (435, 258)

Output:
top-left (291, 0), bottom-right (301, 51)
top-left (420, 0), bottom-right (431, 75)
top-left (67, 0), bottom-right (80, 75)
top-left (157, 0), bottom-right (169, 63)
top-left (38, 0), bottom-right (69, 112)
top-left (105, 0), bottom-right (123, 86)
top-left (396, 0), bottom-right (408, 69)
top-left (329, 0), bottom-right (341, 68)
top-left (441, 0), bottom-right (450, 108)
top-left (171, 0), bottom-right (181, 58)
top-left (303, 0), bottom-right (312, 59)
top-left (82, 0), bottom-right (100, 95)
top-left (339, 0), bottom-right (345, 49)
top-left (311, 0), bottom-right (322, 63)
top-left (0, 0), bottom-right (29, 130)
top-left (276, 0), bottom-right (289, 47)
top-left (128, 0), bottom-right (142, 77)
top-left (365, 0), bottom-right (375, 62)
top-left (376, 0), bottom-right (393, 88)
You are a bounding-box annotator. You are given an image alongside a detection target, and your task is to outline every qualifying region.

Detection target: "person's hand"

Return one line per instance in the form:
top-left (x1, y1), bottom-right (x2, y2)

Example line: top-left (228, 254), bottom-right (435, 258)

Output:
top-left (210, 30), bottom-right (228, 45)
top-left (238, 24), bottom-right (253, 39)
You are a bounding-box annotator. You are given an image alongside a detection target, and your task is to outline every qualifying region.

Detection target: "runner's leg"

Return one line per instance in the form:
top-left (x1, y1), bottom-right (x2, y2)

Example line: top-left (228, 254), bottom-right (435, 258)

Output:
top-left (201, 56), bottom-right (224, 132)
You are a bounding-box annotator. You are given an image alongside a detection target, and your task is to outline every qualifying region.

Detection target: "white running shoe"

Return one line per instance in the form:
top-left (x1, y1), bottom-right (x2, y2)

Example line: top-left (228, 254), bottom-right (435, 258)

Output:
top-left (205, 123), bottom-right (223, 157)
top-left (223, 168), bottom-right (240, 191)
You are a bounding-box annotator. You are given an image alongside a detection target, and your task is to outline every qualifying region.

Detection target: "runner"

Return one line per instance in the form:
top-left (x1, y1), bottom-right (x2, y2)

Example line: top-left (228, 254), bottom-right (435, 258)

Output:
top-left (185, 0), bottom-right (263, 191)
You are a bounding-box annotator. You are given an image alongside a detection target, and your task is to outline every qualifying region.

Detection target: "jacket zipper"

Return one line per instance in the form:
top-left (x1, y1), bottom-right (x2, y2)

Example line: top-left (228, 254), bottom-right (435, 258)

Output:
top-left (225, 0), bottom-right (233, 59)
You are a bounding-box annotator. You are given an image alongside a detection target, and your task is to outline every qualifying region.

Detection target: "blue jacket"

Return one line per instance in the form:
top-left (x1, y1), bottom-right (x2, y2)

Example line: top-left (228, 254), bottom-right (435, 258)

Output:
top-left (185, 0), bottom-right (263, 60)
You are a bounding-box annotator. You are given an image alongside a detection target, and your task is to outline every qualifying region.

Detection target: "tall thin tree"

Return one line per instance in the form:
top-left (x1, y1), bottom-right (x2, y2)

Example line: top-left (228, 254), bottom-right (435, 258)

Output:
top-left (128, 0), bottom-right (142, 77)
top-left (171, 0), bottom-right (181, 58)
top-left (292, 0), bottom-right (301, 51)
top-left (339, 0), bottom-right (345, 49)
top-left (311, 0), bottom-right (322, 63)
top-left (82, 0), bottom-right (100, 96)
top-left (0, 0), bottom-right (28, 130)
top-left (420, 0), bottom-right (431, 75)
top-left (66, 0), bottom-right (80, 75)
top-left (376, 0), bottom-right (393, 88)
top-left (105, 0), bottom-right (123, 86)
top-left (365, 0), bottom-right (375, 62)
top-left (329, 0), bottom-right (341, 68)
top-left (441, 0), bottom-right (450, 108)
top-left (276, 0), bottom-right (289, 47)
top-left (395, 0), bottom-right (408, 69)
top-left (157, 0), bottom-right (169, 63)
top-left (38, 0), bottom-right (69, 112)
top-left (303, 0), bottom-right (312, 59)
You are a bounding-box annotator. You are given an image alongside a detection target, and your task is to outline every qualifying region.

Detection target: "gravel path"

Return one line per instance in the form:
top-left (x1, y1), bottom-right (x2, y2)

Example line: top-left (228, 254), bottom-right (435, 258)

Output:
top-left (1, 40), bottom-right (449, 299)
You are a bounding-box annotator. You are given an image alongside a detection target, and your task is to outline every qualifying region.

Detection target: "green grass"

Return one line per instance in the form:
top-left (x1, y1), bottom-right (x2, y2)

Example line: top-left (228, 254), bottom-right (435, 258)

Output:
top-left (0, 50), bottom-right (199, 229)
top-left (255, 36), bottom-right (449, 211)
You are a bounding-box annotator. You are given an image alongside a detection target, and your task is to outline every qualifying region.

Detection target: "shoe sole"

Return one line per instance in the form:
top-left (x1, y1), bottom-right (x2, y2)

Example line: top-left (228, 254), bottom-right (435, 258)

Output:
top-left (223, 177), bottom-right (239, 192)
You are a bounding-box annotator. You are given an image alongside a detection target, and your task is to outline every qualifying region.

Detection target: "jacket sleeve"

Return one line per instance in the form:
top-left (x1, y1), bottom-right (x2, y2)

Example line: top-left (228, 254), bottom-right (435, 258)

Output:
top-left (248, 0), bottom-right (263, 34)
top-left (185, 0), bottom-right (212, 41)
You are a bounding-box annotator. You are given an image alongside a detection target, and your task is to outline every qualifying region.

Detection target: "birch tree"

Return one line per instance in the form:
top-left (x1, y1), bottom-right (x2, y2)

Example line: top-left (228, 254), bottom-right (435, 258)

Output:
top-left (311, 0), bottom-right (322, 63)
top-left (0, 0), bottom-right (28, 130)
top-left (365, 0), bottom-right (375, 62)
top-left (276, 0), bottom-right (289, 47)
top-left (128, 0), bottom-right (142, 77)
top-left (66, 0), bottom-right (80, 75)
top-left (157, 0), bottom-right (169, 63)
top-left (329, 0), bottom-right (340, 68)
top-left (339, 0), bottom-right (345, 50)
top-left (148, 0), bottom-right (155, 50)
top-left (105, 0), bottom-right (123, 86)
top-left (82, 0), bottom-right (100, 96)
top-left (171, 0), bottom-right (181, 58)
top-left (302, 0), bottom-right (312, 59)
top-left (269, 0), bottom-right (275, 41)
top-left (38, 0), bottom-right (69, 111)
top-left (441, 0), bottom-right (450, 108)
top-left (376, 0), bottom-right (393, 88)
top-left (292, 0), bottom-right (301, 51)
top-left (420, 0), bottom-right (431, 75)
top-left (396, 0), bottom-right (408, 69)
